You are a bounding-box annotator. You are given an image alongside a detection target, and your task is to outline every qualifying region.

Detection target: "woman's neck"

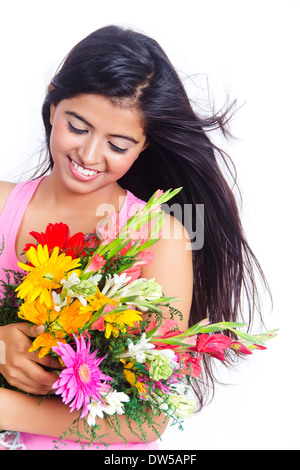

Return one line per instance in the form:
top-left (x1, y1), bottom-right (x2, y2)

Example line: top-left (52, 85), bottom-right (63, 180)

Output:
top-left (40, 172), bottom-right (126, 218)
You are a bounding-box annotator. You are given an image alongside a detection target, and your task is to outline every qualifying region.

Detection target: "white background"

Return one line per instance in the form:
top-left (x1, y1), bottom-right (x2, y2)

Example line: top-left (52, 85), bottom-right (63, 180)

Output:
top-left (0, 0), bottom-right (299, 450)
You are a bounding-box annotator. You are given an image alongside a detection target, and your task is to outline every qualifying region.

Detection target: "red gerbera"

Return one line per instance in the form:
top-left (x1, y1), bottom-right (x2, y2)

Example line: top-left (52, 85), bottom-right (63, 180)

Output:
top-left (24, 223), bottom-right (86, 259)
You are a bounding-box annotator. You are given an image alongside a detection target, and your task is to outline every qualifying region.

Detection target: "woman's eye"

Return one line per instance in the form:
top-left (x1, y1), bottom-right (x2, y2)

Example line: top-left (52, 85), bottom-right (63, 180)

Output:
top-left (68, 122), bottom-right (88, 135)
top-left (109, 142), bottom-right (128, 154)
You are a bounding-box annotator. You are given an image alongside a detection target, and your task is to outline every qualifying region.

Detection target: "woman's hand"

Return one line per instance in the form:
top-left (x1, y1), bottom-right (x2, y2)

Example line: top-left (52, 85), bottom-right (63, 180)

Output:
top-left (0, 322), bottom-right (61, 395)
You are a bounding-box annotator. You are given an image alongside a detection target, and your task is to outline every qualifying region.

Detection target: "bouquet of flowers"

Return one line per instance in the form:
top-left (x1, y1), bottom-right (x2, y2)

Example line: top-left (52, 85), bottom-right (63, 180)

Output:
top-left (0, 188), bottom-right (277, 447)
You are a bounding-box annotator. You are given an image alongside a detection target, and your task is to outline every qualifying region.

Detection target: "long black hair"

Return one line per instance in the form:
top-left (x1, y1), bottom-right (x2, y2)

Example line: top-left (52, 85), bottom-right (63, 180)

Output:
top-left (39, 25), bottom-right (270, 409)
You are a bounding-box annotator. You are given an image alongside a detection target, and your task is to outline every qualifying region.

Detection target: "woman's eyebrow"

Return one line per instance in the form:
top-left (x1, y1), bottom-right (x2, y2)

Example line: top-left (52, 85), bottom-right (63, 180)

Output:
top-left (65, 111), bottom-right (94, 128)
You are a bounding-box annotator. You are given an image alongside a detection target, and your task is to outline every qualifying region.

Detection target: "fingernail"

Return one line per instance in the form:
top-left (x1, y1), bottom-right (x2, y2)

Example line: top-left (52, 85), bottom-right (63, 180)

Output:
top-left (35, 325), bottom-right (45, 334)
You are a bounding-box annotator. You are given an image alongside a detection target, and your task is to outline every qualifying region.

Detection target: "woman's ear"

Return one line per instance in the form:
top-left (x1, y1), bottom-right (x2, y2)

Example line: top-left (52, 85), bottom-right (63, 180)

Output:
top-left (141, 141), bottom-right (149, 152)
top-left (49, 103), bottom-right (56, 126)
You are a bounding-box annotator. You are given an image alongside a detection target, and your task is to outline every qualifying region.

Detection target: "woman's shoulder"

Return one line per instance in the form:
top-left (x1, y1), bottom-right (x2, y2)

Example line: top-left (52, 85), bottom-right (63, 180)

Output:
top-left (0, 181), bottom-right (17, 215)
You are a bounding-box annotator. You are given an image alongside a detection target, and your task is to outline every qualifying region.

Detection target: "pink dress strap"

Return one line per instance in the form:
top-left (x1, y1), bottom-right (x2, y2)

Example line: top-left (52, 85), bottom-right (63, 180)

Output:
top-left (0, 177), bottom-right (44, 274)
top-left (118, 189), bottom-right (146, 226)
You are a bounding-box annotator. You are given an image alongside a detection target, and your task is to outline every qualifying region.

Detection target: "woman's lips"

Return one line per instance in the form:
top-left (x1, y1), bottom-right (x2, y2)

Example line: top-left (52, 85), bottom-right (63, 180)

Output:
top-left (68, 156), bottom-right (103, 181)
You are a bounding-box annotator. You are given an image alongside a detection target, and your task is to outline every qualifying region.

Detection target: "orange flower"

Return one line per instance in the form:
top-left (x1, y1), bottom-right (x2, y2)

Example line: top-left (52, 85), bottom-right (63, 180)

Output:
top-left (29, 331), bottom-right (66, 358)
top-left (18, 298), bottom-right (92, 357)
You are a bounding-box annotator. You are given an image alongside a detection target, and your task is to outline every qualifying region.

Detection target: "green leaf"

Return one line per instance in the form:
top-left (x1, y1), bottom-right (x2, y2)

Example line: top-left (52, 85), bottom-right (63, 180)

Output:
top-left (118, 295), bottom-right (140, 303)
top-left (146, 296), bottom-right (178, 304)
top-left (196, 321), bottom-right (248, 334)
top-left (226, 328), bottom-right (266, 346)
top-left (153, 337), bottom-right (192, 348)
top-left (145, 324), bottom-right (162, 339)
top-left (88, 303), bottom-right (107, 326)
top-left (124, 239), bottom-right (142, 257)
top-left (106, 238), bottom-right (133, 259)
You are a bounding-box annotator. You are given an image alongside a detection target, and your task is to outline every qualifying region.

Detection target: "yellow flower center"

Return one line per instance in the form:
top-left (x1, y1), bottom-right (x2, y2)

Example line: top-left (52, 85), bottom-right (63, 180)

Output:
top-left (78, 364), bottom-right (91, 383)
top-left (43, 271), bottom-right (55, 281)
top-left (32, 266), bottom-right (62, 290)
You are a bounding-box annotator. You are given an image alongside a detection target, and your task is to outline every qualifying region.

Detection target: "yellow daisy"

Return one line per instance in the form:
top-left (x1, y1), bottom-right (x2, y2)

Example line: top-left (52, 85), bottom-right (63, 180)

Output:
top-left (16, 245), bottom-right (81, 308)
top-left (121, 360), bottom-right (148, 397)
top-left (80, 288), bottom-right (117, 315)
top-left (81, 288), bottom-right (142, 338)
top-left (103, 309), bottom-right (142, 339)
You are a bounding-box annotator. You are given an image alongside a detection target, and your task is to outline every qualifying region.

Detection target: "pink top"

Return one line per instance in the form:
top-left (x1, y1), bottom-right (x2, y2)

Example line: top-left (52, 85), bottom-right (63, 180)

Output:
top-left (0, 177), bottom-right (158, 450)
top-left (0, 176), bottom-right (146, 280)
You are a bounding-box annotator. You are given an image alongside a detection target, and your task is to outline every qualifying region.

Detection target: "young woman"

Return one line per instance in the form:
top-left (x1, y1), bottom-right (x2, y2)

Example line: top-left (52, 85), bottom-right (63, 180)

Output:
top-left (0, 25), bottom-right (266, 450)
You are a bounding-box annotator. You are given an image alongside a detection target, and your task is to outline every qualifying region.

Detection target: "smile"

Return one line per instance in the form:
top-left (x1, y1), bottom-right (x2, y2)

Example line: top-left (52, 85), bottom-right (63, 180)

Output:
top-left (70, 158), bottom-right (99, 176)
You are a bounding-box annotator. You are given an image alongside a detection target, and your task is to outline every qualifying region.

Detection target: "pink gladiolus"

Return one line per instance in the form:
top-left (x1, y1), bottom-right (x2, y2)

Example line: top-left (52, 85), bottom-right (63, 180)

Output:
top-left (154, 319), bottom-right (178, 337)
top-left (230, 341), bottom-right (253, 355)
top-left (250, 344), bottom-right (267, 351)
top-left (85, 253), bottom-right (106, 273)
top-left (190, 333), bottom-right (232, 361)
top-left (230, 341), bottom-right (267, 354)
top-left (52, 335), bottom-right (113, 418)
top-left (154, 189), bottom-right (164, 200)
top-left (92, 303), bottom-right (116, 330)
top-left (150, 319), bottom-right (197, 351)
top-left (177, 353), bottom-right (202, 378)
top-left (92, 316), bottom-right (105, 331)
top-left (122, 250), bottom-right (156, 282)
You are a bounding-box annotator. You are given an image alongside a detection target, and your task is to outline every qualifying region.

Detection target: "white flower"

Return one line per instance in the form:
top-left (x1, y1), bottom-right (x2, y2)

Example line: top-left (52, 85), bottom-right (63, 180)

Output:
top-left (150, 390), bottom-right (196, 419)
top-left (169, 382), bottom-right (188, 396)
top-left (52, 291), bottom-right (67, 312)
top-left (120, 333), bottom-right (156, 363)
top-left (144, 348), bottom-right (176, 361)
top-left (61, 271), bottom-right (81, 289)
top-left (87, 390), bottom-right (130, 426)
top-left (88, 273), bottom-right (102, 284)
top-left (60, 272), bottom-right (102, 306)
top-left (104, 390), bottom-right (130, 415)
top-left (167, 394), bottom-right (197, 419)
top-left (87, 401), bottom-right (105, 426)
top-left (101, 273), bottom-right (131, 297)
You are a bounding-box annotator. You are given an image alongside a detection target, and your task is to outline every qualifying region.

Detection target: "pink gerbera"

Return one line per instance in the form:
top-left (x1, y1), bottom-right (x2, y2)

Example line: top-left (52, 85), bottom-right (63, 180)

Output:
top-left (52, 335), bottom-right (113, 418)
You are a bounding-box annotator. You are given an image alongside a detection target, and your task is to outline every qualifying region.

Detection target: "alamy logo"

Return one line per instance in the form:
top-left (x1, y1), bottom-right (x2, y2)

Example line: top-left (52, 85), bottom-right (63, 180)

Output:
top-left (95, 199), bottom-right (204, 251)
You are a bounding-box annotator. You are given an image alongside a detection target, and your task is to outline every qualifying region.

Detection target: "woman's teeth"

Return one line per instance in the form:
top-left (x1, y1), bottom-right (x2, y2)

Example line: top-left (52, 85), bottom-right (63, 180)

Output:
top-left (71, 159), bottom-right (98, 176)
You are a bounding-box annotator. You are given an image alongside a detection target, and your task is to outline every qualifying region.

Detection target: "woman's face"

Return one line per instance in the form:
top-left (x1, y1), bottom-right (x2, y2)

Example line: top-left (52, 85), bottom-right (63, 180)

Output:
top-left (49, 94), bottom-right (147, 195)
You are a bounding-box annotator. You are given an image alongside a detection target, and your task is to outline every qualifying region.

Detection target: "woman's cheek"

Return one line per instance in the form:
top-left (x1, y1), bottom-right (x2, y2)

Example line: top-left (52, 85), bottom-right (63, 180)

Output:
top-left (50, 121), bottom-right (74, 156)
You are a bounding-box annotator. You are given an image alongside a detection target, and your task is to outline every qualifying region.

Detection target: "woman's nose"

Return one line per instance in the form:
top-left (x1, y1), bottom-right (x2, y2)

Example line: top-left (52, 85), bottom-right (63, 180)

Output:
top-left (78, 136), bottom-right (104, 166)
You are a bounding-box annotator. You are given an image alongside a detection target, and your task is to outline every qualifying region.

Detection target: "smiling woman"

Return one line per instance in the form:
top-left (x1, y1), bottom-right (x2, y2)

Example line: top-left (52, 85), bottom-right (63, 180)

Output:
top-left (48, 94), bottom-right (147, 194)
top-left (0, 24), bottom-right (269, 450)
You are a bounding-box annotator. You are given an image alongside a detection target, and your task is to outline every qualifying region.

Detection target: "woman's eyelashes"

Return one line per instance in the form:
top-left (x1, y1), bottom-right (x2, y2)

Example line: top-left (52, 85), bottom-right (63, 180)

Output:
top-left (108, 142), bottom-right (127, 154)
top-left (68, 122), bottom-right (128, 154)
top-left (68, 121), bottom-right (88, 135)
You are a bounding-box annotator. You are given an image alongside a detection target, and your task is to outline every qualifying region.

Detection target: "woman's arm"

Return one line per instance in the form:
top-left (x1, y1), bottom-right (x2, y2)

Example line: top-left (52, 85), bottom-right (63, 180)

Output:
top-left (0, 388), bottom-right (168, 444)
top-left (0, 181), bottom-right (16, 215)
